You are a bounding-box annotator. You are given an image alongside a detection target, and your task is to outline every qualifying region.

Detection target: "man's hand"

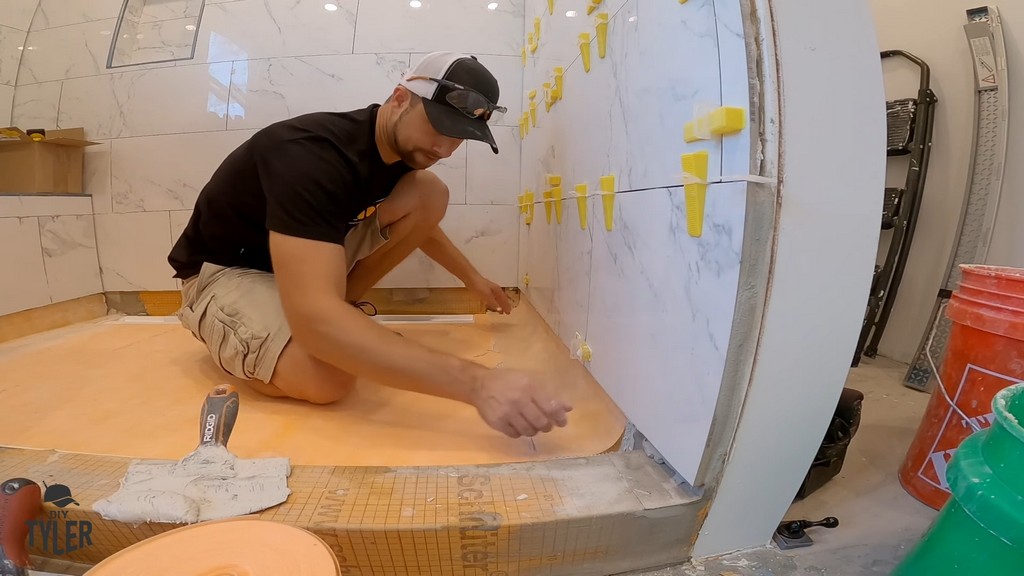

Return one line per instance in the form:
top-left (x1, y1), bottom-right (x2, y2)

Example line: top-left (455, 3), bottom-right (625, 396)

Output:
top-left (470, 369), bottom-right (573, 437)
top-left (468, 274), bottom-right (513, 315)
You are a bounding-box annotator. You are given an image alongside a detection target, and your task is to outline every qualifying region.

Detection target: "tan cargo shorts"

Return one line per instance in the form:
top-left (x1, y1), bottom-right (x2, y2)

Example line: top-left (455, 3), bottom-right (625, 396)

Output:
top-left (176, 213), bottom-right (389, 383)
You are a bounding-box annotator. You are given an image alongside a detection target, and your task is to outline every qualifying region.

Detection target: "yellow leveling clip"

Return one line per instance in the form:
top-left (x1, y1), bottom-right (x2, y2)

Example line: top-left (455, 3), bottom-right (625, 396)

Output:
top-left (579, 33), bottom-right (592, 73)
top-left (575, 183), bottom-right (588, 230)
top-left (596, 13), bottom-right (609, 58)
top-left (681, 151), bottom-right (709, 238)
top-left (599, 174), bottom-right (615, 231)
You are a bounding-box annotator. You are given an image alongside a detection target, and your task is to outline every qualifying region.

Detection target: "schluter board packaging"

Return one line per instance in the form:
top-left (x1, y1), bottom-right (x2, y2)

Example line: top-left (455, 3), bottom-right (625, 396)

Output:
top-left (0, 127), bottom-right (100, 194)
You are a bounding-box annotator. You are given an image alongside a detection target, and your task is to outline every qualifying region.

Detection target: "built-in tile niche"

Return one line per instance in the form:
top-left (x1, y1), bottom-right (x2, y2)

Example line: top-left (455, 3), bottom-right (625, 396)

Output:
top-left (108, 0), bottom-right (204, 68)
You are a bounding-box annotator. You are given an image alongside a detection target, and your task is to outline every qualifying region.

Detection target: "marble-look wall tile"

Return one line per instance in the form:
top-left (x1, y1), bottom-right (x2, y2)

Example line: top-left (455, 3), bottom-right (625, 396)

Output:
top-left (715, 0), bottom-right (753, 177)
top-left (10, 79), bottom-right (60, 128)
top-left (169, 209), bottom-right (192, 246)
top-left (0, 25), bottom-right (25, 86)
top-left (0, 216), bottom-right (50, 315)
top-left (550, 191), bottom-right (593, 351)
top-left (227, 54), bottom-right (411, 131)
top-left (584, 182), bottom-right (747, 481)
top-left (110, 129), bottom-right (256, 212)
top-left (84, 140), bottom-right (112, 214)
top-left (355, 0), bottom-right (524, 55)
top-left (517, 213), bottom-right (529, 290)
top-left (523, 194), bottom-right (557, 329)
top-left (429, 145), bottom-right (468, 205)
top-left (0, 195), bottom-right (92, 217)
top-left (32, 0), bottom-right (121, 30)
top-left (0, 0), bottom-right (38, 32)
top-left (193, 0), bottom-right (358, 64)
top-left (0, 84), bottom-right (12, 125)
top-left (58, 63), bottom-right (233, 139)
top-left (467, 125), bottom-right (520, 205)
top-left (524, 0), bottom-right (724, 195)
top-left (378, 205), bottom-right (519, 288)
top-left (17, 19), bottom-right (119, 84)
top-left (38, 214), bottom-right (103, 302)
top-left (94, 211), bottom-right (176, 291)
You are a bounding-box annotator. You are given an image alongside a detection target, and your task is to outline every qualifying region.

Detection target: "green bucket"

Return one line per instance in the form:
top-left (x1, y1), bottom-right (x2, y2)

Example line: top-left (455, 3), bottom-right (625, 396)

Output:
top-left (891, 382), bottom-right (1024, 575)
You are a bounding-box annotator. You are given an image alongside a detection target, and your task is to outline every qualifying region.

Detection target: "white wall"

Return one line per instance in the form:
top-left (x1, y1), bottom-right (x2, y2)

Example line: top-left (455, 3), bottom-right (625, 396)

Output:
top-left (693, 0), bottom-right (886, 556)
top-left (10, 0), bottom-right (524, 293)
top-left (870, 0), bottom-right (1024, 362)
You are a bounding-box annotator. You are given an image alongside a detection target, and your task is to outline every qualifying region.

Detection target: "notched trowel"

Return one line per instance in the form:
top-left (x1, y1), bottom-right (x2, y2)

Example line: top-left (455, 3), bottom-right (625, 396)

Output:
top-left (94, 384), bottom-right (291, 525)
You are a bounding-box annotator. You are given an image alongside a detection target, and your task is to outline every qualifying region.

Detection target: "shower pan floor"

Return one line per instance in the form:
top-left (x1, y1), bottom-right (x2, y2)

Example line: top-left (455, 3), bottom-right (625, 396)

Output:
top-left (0, 301), bottom-right (626, 467)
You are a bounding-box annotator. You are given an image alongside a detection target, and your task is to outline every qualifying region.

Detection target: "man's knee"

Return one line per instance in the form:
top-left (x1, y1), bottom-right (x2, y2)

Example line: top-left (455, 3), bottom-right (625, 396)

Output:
top-left (396, 170), bottom-right (448, 223)
top-left (267, 343), bottom-right (357, 405)
top-left (294, 374), bottom-right (355, 405)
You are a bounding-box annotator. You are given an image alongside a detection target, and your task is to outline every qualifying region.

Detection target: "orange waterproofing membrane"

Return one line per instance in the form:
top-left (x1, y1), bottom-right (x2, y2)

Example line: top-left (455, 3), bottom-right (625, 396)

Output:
top-left (0, 302), bottom-right (702, 574)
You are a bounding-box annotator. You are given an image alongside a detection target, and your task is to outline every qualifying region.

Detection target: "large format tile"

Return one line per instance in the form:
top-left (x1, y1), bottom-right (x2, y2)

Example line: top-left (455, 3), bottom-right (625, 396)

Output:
top-left (0, 84), bottom-right (11, 125)
top-left (94, 211), bottom-right (177, 291)
top-left (715, 0), bottom-right (754, 177)
top-left (169, 209), bottom-right (192, 246)
top-left (522, 192), bottom-right (557, 329)
top-left (354, 0), bottom-right (524, 55)
top-left (10, 80), bottom-right (60, 128)
top-left (585, 182), bottom-right (747, 481)
top-left (84, 140), bottom-right (112, 214)
top-left (0, 195), bottom-right (93, 217)
top-left (0, 216), bottom-right (50, 315)
top-left (33, 0), bottom-right (121, 30)
top-left (378, 205), bottom-right (519, 288)
top-left (467, 125), bottom-right (520, 205)
top-left (17, 18), bottom-right (119, 84)
top-left (527, 0), bottom-right (723, 195)
top-left (110, 130), bottom-right (256, 212)
top-left (58, 63), bottom-right (233, 139)
top-left (0, 0), bottom-right (38, 32)
top-left (39, 214), bottom-right (103, 302)
top-left (551, 190), bottom-right (593, 351)
top-left (193, 0), bottom-right (358, 63)
top-left (227, 54), bottom-right (410, 130)
top-left (0, 25), bottom-right (25, 86)
top-left (112, 16), bottom-right (200, 67)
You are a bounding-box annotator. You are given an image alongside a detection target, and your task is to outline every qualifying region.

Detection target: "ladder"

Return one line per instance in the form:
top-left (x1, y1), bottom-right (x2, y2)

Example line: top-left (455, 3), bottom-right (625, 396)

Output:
top-left (853, 50), bottom-right (937, 367)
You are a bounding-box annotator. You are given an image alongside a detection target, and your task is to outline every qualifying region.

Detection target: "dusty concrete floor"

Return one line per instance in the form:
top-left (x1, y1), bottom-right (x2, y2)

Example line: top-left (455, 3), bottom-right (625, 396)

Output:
top-left (630, 356), bottom-right (939, 576)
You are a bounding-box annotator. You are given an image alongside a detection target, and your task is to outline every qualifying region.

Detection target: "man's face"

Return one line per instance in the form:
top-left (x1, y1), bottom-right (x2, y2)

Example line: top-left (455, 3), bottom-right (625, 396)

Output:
top-left (392, 96), bottom-right (464, 169)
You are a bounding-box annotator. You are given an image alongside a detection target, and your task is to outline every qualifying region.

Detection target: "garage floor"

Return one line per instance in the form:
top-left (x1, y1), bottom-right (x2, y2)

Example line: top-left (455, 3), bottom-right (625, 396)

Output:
top-left (632, 356), bottom-right (939, 576)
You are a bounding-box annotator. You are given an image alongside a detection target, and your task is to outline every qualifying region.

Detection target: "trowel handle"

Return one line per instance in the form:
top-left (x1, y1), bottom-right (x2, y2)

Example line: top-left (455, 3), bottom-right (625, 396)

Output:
top-left (0, 478), bottom-right (41, 576)
top-left (199, 384), bottom-right (239, 448)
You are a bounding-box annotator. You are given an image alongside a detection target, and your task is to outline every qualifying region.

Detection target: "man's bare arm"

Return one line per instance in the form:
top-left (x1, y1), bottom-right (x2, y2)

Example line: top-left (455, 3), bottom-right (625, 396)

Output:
top-left (419, 226), bottom-right (479, 285)
top-left (269, 230), bottom-right (488, 404)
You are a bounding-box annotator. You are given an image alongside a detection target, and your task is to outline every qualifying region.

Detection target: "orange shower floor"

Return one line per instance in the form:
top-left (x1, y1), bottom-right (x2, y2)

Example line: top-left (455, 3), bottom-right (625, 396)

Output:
top-left (0, 302), bottom-right (625, 467)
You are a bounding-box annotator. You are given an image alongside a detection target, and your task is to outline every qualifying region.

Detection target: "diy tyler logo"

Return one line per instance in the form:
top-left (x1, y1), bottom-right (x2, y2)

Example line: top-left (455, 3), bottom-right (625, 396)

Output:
top-left (0, 477), bottom-right (94, 568)
top-left (29, 481), bottom-right (93, 555)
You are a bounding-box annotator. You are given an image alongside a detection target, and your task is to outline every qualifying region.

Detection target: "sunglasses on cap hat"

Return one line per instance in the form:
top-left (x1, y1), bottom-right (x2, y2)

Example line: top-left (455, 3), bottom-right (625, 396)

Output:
top-left (406, 74), bottom-right (507, 124)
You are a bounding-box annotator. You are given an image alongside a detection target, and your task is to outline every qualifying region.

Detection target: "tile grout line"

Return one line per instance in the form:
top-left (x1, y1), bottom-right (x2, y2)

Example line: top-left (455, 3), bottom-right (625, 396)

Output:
top-left (32, 215), bottom-right (54, 305)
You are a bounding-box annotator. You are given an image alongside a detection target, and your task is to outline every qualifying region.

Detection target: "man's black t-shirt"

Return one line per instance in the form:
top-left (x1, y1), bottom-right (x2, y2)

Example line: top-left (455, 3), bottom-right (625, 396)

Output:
top-left (168, 105), bottom-right (412, 279)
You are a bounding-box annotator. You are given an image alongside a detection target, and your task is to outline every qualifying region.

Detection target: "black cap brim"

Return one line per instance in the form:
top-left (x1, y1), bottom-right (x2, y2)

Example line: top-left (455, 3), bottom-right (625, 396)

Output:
top-left (422, 98), bottom-right (499, 154)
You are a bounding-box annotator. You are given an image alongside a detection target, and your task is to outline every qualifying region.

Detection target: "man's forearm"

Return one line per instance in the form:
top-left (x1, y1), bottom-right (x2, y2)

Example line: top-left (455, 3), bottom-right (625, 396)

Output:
top-left (420, 226), bottom-right (480, 284)
top-left (290, 296), bottom-right (489, 404)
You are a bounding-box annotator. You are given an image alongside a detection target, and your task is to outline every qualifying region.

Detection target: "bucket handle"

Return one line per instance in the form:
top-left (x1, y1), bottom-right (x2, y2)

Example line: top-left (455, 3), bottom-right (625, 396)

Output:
top-left (926, 302), bottom-right (994, 434)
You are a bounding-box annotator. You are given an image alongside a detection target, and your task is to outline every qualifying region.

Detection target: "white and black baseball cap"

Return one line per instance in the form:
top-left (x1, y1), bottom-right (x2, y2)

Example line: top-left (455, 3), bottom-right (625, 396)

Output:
top-left (399, 52), bottom-right (506, 154)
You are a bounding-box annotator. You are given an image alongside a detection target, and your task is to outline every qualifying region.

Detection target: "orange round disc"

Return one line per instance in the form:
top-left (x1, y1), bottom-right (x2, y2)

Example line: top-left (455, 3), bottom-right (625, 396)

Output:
top-left (86, 518), bottom-right (340, 576)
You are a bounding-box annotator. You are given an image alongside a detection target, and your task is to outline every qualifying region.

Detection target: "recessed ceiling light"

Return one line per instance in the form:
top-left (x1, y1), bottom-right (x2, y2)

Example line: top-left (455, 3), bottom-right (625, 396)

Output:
top-left (487, 2), bottom-right (498, 9)
top-left (628, 16), bottom-right (637, 22)
top-left (185, 24), bottom-right (196, 31)
top-left (409, 0), bottom-right (422, 7)
top-left (17, 46), bottom-right (23, 50)
top-left (565, 10), bottom-right (577, 17)
top-left (324, 3), bottom-right (338, 10)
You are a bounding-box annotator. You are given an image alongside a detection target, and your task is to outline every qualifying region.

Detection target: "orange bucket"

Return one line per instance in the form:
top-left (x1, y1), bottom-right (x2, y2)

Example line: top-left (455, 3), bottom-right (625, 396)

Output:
top-left (899, 264), bottom-right (1024, 510)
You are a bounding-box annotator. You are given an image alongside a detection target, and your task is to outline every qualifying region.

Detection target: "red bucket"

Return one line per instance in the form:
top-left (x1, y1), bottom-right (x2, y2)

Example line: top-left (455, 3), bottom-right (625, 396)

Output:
top-left (899, 265), bottom-right (1024, 510)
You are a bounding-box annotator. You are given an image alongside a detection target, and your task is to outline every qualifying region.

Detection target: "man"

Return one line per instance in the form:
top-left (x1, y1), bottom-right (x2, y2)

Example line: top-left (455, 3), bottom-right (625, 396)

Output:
top-left (168, 52), bottom-right (572, 440)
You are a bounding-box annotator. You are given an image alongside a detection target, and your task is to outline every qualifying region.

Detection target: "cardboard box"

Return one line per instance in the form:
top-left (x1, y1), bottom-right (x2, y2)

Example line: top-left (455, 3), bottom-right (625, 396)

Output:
top-left (0, 127), bottom-right (100, 194)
